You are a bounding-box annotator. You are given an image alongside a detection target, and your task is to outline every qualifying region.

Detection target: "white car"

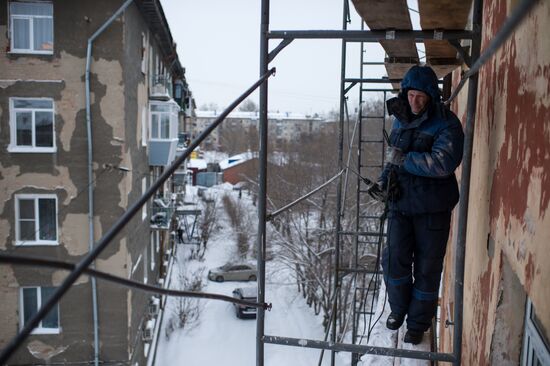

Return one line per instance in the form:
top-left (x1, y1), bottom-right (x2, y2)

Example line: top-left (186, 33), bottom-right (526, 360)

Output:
top-left (208, 263), bottom-right (257, 282)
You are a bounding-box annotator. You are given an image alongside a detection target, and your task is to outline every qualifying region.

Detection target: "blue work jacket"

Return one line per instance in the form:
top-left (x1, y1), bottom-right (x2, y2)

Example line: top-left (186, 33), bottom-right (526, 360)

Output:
top-left (381, 103), bottom-right (465, 214)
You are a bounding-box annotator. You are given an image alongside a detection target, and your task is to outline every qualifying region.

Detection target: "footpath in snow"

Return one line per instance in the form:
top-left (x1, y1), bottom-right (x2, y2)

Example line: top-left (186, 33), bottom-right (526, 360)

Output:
top-left (155, 184), bottom-right (347, 366)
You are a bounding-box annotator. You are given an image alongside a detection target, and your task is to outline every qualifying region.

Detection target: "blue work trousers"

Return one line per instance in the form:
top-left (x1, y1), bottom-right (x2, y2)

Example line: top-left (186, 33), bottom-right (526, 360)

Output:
top-left (382, 210), bottom-right (451, 331)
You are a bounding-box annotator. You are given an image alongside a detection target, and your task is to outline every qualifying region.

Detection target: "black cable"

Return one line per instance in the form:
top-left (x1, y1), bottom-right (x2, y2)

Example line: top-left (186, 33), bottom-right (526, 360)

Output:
top-left (0, 253), bottom-right (270, 310)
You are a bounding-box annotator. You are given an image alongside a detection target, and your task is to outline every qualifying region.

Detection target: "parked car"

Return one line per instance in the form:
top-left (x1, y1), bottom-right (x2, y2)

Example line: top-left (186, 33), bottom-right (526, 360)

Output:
top-left (208, 263), bottom-right (257, 282)
top-left (232, 287), bottom-right (257, 319)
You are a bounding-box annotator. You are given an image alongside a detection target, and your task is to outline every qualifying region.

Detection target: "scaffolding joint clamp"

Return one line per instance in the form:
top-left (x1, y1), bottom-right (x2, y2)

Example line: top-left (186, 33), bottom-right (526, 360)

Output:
top-left (445, 319), bottom-right (454, 328)
top-left (385, 29), bottom-right (395, 40)
top-left (434, 29), bottom-right (444, 40)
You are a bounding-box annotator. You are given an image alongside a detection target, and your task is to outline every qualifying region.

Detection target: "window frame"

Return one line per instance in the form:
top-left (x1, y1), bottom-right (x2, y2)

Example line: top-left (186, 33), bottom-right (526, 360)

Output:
top-left (9, 1), bottom-right (54, 55)
top-left (150, 232), bottom-right (155, 271)
top-left (142, 178), bottom-right (147, 221)
top-left (522, 299), bottom-right (550, 365)
top-left (143, 246), bottom-right (148, 284)
top-left (9, 97), bottom-right (56, 153)
top-left (19, 286), bottom-right (60, 334)
top-left (15, 193), bottom-right (58, 246)
top-left (148, 101), bottom-right (179, 141)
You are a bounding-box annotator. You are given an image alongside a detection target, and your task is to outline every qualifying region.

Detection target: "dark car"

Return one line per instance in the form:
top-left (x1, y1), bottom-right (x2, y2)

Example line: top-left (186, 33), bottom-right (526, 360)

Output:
top-left (232, 287), bottom-right (257, 319)
top-left (208, 263), bottom-right (257, 282)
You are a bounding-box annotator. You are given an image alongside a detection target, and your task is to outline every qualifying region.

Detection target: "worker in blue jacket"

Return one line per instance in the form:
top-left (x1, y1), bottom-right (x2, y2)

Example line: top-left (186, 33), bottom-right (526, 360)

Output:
top-left (368, 65), bottom-right (464, 344)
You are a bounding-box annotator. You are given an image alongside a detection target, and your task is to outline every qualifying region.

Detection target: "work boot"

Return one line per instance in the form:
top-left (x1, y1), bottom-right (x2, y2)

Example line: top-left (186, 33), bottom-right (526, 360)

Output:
top-left (386, 312), bottom-right (405, 330)
top-left (404, 329), bottom-right (424, 345)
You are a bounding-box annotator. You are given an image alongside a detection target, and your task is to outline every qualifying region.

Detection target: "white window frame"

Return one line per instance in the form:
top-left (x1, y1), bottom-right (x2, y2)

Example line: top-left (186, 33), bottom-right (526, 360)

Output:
top-left (149, 101), bottom-right (179, 141)
top-left (522, 299), bottom-right (550, 365)
top-left (9, 1), bottom-right (54, 55)
top-left (9, 97), bottom-right (56, 153)
top-left (142, 177), bottom-right (147, 221)
top-left (15, 193), bottom-right (58, 246)
top-left (19, 286), bottom-right (60, 334)
top-left (149, 237), bottom-right (155, 271)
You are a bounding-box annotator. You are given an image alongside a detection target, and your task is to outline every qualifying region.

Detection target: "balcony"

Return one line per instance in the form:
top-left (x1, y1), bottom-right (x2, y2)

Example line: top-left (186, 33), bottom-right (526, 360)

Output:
top-left (150, 196), bottom-right (174, 230)
top-left (148, 101), bottom-right (180, 166)
top-left (150, 74), bottom-right (172, 101)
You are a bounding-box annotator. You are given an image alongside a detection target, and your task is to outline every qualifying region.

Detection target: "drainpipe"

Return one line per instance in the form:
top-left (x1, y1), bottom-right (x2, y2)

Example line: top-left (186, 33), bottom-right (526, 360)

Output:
top-left (85, 1), bottom-right (134, 365)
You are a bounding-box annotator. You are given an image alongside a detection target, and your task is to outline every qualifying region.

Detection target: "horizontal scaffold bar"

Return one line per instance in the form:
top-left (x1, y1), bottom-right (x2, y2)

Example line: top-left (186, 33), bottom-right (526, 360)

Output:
top-left (268, 30), bottom-right (474, 42)
top-left (263, 335), bottom-right (456, 362)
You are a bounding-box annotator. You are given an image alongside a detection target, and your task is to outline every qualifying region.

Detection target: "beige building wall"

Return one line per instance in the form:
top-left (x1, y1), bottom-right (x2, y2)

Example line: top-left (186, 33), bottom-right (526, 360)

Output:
top-left (440, 1), bottom-right (550, 364)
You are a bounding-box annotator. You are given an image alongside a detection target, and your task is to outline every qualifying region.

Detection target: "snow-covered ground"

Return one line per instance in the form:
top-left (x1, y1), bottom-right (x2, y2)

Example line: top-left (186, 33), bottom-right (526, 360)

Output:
top-left (154, 183), bottom-right (430, 366)
top-left (155, 184), bottom-right (348, 366)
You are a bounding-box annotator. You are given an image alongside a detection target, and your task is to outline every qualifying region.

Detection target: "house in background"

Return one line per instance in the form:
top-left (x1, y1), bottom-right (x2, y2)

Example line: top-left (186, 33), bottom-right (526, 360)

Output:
top-left (0, 0), bottom-right (193, 364)
top-left (219, 152), bottom-right (259, 185)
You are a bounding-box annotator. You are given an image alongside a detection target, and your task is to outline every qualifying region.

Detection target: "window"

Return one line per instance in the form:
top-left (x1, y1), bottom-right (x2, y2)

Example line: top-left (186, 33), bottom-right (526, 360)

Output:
top-left (9, 1), bottom-right (53, 54)
top-left (149, 102), bottom-right (179, 140)
top-left (9, 98), bottom-right (55, 153)
top-left (20, 286), bottom-right (60, 334)
top-left (522, 299), bottom-right (550, 365)
top-left (143, 246), bottom-right (148, 284)
top-left (150, 104), bottom-right (171, 139)
top-left (15, 194), bottom-right (57, 245)
top-left (150, 233), bottom-right (155, 271)
top-left (142, 177), bottom-right (147, 221)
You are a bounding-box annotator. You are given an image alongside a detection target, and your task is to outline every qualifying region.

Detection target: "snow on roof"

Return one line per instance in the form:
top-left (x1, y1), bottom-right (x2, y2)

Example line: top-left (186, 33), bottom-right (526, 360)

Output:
top-left (219, 151), bottom-right (257, 170)
top-left (187, 158), bottom-right (207, 169)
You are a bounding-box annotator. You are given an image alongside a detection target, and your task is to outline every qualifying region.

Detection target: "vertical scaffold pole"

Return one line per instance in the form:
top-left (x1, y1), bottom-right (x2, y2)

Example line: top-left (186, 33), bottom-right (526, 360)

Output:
top-left (331, 0), bottom-right (349, 365)
top-left (257, 0), bottom-right (270, 365)
top-left (453, 0), bottom-right (482, 364)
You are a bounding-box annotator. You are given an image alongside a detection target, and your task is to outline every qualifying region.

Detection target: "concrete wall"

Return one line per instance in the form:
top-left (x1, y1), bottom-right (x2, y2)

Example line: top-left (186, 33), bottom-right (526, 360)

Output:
top-left (439, 1), bottom-right (550, 364)
top-left (0, 1), bottom-right (167, 364)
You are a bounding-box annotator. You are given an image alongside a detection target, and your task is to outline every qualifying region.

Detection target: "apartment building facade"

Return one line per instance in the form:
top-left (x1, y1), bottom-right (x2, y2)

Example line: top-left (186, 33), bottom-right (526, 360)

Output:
top-left (0, 0), bottom-right (191, 364)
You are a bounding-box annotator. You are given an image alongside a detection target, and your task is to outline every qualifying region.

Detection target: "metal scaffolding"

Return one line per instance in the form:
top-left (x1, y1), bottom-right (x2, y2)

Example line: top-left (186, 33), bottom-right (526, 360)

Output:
top-left (0, 0), bottom-right (542, 364)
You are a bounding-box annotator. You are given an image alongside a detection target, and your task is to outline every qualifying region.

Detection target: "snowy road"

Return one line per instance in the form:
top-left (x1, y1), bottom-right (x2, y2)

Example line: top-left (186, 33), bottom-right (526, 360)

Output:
top-left (155, 186), bottom-right (347, 366)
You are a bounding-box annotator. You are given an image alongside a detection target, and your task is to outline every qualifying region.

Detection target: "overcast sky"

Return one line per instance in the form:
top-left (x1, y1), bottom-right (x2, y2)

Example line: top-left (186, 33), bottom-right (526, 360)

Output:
top-left (160, 1), bottom-right (419, 115)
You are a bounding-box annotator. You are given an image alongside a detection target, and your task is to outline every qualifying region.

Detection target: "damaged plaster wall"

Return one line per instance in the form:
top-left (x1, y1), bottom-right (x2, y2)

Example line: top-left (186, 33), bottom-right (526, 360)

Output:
top-left (440, 0), bottom-right (550, 364)
top-left (0, 0), bottom-right (146, 363)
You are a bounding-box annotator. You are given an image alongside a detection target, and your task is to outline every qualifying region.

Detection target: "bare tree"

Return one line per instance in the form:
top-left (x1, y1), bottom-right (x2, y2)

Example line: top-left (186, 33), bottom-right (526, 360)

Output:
top-left (192, 198), bottom-right (219, 260)
top-left (239, 98), bottom-right (259, 112)
top-left (172, 267), bottom-right (205, 331)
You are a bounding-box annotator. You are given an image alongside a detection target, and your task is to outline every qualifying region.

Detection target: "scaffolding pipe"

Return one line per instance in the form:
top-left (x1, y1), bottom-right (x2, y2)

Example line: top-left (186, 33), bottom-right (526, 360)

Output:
top-left (85, 1), bottom-right (134, 364)
top-left (267, 170), bottom-right (345, 221)
top-left (331, 1), bottom-right (349, 363)
top-left (453, 0), bottom-right (483, 364)
top-left (264, 335), bottom-right (456, 362)
top-left (445, 0), bottom-right (540, 104)
top-left (268, 30), bottom-right (474, 41)
top-left (256, 0), bottom-right (270, 365)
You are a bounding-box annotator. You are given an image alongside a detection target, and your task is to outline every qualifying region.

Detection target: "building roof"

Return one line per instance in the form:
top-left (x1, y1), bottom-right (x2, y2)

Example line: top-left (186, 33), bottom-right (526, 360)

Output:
top-left (134, 0), bottom-right (186, 80)
top-left (219, 152), bottom-right (258, 170)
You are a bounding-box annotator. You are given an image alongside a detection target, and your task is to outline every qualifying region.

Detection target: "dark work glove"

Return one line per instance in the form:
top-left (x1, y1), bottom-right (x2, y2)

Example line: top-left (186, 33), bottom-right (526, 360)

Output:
top-left (367, 183), bottom-right (386, 202)
top-left (386, 146), bottom-right (405, 166)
